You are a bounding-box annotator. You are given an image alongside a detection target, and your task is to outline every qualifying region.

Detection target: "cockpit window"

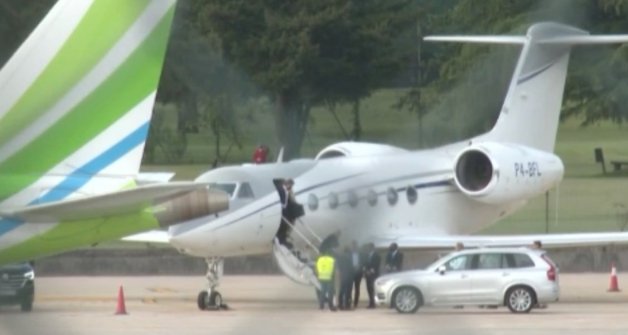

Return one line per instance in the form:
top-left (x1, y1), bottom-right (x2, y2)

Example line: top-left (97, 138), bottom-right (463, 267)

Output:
top-left (237, 182), bottom-right (255, 199)
top-left (209, 183), bottom-right (237, 197)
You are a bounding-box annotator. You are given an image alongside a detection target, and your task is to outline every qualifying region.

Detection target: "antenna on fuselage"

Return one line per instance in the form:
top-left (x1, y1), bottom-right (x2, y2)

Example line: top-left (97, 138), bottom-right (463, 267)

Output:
top-left (276, 147), bottom-right (285, 163)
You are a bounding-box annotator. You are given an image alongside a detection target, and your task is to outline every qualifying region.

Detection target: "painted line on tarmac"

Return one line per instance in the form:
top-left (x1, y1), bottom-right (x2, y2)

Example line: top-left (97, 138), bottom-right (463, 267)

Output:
top-left (35, 296), bottom-right (182, 303)
top-left (146, 287), bottom-right (178, 293)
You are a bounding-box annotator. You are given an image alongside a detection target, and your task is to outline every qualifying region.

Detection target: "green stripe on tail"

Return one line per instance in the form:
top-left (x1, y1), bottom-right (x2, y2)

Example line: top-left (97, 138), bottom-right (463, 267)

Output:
top-left (0, 0), bottom-right (151, 147)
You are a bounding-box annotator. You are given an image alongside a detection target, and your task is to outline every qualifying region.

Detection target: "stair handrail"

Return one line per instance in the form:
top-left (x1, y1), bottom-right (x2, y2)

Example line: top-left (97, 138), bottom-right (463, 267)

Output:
top-left (296, 217), bottom-right (323, 243)
top-left (282, 216), bottom-right (320, 254)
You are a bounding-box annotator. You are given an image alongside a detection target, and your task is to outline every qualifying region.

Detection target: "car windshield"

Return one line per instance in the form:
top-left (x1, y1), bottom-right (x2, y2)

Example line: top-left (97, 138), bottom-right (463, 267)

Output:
top-left (0, 262), bottom-right (31, 271)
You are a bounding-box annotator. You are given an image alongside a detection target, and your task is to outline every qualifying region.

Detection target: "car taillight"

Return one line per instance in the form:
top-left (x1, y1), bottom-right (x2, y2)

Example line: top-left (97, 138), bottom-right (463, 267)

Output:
top-left (541, 254), bottom-right (556, 281)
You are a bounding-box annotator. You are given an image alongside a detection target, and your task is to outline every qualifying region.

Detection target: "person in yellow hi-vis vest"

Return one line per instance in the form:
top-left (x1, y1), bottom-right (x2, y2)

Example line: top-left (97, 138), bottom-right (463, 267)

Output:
top-left (316, 252), bottom-right (337, 311)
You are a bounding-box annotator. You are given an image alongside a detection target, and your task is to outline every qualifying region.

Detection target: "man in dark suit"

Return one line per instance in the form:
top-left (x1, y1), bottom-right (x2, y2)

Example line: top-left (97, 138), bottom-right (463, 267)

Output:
top-left (363, 242), bottom-right (380, 309)
top-left (273, 178), bottom-right (300, 248)
top-left (384, 242), bottom-right (403, 273)
top-left (350, 240), bottom-right (364, 308)
top-left (337, 246), bottom-right (355, 310)
top-left (319, 230), bottom-right (340, 254)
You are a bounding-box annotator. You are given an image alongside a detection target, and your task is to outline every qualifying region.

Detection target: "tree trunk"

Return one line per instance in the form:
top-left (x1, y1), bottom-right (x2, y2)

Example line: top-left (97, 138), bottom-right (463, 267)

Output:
top-left (211, 118), bottom-right (222, 166)
top-left (178, 93), bottom-right (199, 133)
top-left (351, 99), bottom-right (362, 141)
top-left (275, 92), bottom-right (309, 160)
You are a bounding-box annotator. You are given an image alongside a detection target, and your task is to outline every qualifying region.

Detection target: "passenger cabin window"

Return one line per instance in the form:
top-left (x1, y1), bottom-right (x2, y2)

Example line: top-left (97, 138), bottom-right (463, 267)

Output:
top-left (308, 194), bottom-right (319, 211)
top-left (209, 183), bottom-right (237, 197)
top-left (445, 255), bottom-right (470, 271)
top-left (406, 186), bottom-right (417, 204)
top-left (237, 182), bottom-right (255, 199)
top-left (476, 253), bottom-right (503, 270)
top-left (387, 187), bottom-right (398, 206)
top-left (328, 192), bottom-right (339, 209)
top-left (367, 189), bottom-right (378, 206)
top-left (510, 253), bottom-right (535, 268)
top-left (348, 191), bottom-right (359, 207)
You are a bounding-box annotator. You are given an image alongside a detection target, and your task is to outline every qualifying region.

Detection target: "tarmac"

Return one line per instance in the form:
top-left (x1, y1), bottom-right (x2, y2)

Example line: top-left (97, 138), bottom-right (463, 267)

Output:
top-left (1, 274), bottom-right (628, 335)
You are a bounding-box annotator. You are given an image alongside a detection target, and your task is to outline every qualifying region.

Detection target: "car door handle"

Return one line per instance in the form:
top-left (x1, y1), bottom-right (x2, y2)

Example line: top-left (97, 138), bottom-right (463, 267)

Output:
top-left (460, 274), bottom-right (468, 279)
top-left (502, 272), bottom-right (510, 277)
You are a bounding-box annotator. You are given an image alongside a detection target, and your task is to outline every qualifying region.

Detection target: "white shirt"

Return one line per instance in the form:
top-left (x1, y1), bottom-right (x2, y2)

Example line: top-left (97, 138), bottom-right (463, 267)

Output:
top-left (352, 252), bottom-right (360, 268)
top-left (282, 186), bottom-right (290, 209)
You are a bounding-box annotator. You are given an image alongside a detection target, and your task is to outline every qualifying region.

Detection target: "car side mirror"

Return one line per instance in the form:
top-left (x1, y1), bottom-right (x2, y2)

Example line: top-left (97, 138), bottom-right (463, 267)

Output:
top-left (437, 265), bottom-right (446, 275)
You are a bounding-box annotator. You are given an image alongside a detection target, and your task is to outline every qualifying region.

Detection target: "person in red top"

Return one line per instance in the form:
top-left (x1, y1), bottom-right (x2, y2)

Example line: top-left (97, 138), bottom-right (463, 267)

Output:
top-left (252, 145), bottom-right (269, 164)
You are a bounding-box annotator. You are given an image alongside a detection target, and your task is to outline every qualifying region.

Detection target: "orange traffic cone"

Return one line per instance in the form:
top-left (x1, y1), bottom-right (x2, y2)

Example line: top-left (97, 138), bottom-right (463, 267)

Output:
top-left (115, 285), bottom-right (128, 315)
top-left (608, 263), bottom-right (620, 292)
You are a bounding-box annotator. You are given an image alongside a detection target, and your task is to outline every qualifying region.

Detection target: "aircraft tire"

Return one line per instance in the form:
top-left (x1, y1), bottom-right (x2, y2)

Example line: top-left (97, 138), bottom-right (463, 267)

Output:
top-left (197, 291), bottom-right (208, 310)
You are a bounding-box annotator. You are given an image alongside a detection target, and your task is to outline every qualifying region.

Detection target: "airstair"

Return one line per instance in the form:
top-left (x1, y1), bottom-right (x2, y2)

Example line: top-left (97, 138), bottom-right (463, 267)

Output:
top-left (272, 217), bottom-right (323, 290)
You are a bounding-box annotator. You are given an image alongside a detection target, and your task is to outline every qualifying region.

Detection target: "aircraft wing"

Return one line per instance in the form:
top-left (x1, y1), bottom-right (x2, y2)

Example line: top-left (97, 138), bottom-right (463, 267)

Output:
top-left (122, 230), bottom-right (171, 244)
top-left (0, 182), bottom-right (222, 223)
top-left (136, 172), bottom-right (176, 185)
top-left (374, 232), bottom-right (628, 250)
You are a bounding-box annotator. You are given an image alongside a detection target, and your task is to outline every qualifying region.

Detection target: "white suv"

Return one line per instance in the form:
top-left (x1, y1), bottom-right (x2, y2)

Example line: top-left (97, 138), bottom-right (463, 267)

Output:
top-left (375, 247), bottom-right (559, 314)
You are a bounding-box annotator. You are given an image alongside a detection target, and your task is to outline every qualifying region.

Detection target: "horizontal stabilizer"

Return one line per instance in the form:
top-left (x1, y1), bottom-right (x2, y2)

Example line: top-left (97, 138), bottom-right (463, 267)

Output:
top-left (424, 36), bottom-right (526, 44)
top-left (425, 32), bottom-right (628, 46)
top-left (425, 22), bottom-right (628, 153)
top-left (537, 35), bottom-right (628, 45)
top-left (136, 172), bottom-right (176, 185)
top-left (1, 182), bottom-right (226, 223)
top-left (375, 232), bottom-right (628, 250)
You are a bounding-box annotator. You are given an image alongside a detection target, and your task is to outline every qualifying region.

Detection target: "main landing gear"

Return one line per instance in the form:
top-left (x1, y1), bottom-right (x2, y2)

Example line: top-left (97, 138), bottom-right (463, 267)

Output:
top-left (197, 257), bottom-right (228, 311)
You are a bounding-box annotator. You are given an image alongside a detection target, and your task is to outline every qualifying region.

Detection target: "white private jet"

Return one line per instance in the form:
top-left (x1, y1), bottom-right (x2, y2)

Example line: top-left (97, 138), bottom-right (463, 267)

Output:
top-left (127, 22), bottom-right (628, 309)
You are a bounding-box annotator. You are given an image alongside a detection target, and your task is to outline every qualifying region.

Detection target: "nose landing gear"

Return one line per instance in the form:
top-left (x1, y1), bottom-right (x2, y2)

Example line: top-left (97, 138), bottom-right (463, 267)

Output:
top-left (197, 257), bottom-right (228, 310)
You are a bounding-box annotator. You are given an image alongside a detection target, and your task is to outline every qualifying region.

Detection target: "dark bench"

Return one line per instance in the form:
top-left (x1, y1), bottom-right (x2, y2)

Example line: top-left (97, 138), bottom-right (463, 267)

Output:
top-left (595, 148), bottom-right (628, 174)
top-left (610, 160), bottom-right (628, 171)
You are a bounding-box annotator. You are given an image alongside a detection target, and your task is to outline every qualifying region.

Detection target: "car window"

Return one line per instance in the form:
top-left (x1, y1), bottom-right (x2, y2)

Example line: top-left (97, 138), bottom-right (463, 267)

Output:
top-left (477, 253), bottom-right (503, 270)
top-left (444, 255), bottom-right (470, 271)
top-left (511, 253), bottom-right (535, 268)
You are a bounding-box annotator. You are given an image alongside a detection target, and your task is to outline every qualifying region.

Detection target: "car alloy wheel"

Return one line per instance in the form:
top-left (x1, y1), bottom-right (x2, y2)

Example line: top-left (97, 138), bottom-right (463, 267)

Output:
top-left (507, 287), bottom-right (533, 313)
top-left (394, 287), bottom-right (419, 314)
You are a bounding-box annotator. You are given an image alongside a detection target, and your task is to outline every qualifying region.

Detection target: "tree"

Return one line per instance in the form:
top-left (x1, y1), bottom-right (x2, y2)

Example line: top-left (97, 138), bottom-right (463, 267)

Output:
top-left (155, 0), bottom-right (250, 164)
top-left (196, 0), bottom-right (417, 158)
top-left (413, 0), bottom-right (628, 145)
top-left (0, 1), bottom-right (55, 66)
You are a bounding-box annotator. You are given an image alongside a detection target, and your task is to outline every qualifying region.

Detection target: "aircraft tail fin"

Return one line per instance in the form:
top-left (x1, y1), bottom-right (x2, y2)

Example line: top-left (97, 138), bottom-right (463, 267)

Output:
top-left (426, 22), bottom-right (628, 152)
top-left (0, 0), bottom-right (176, 204)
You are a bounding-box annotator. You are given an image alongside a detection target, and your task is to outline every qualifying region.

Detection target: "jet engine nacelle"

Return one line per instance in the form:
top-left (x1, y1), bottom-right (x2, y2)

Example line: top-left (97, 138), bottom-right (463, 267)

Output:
top-left (154, 188), bottom-right (229, 227)
top-left (315, 142), bottom-right (407, 160)
top-left (453, 142), bottom-right (564, 204)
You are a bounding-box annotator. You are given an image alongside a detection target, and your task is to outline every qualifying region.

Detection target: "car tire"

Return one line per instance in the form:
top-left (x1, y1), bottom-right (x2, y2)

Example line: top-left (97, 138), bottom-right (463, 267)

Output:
top-left (392, 286), bottom-right (422, 314)
top-left (20, 299), bottom-right (33, 312)
top-left (505, 286), bottom-right (535, 313)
